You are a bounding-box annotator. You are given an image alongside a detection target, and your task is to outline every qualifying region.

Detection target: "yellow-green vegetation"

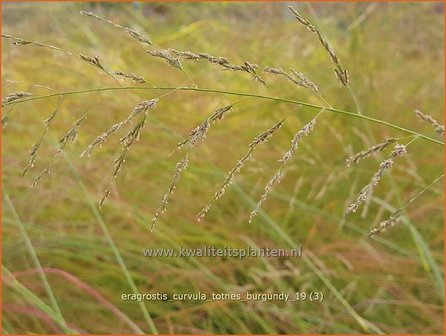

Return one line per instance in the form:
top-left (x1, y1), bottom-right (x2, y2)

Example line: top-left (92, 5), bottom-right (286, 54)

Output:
top-left (2, 2), bottom-right (444, 334)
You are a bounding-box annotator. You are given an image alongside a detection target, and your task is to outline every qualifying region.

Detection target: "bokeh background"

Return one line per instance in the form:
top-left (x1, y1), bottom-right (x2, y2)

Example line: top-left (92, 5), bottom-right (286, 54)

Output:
top-left (2, 1), bottom-right (444, 334)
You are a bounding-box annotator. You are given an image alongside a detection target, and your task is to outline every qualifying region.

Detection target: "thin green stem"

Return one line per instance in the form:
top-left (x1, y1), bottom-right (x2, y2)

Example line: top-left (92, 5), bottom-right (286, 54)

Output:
top-left (7, 85), bottom-right (444, 146)
top-left (399, 174), bottom-right (444, 212)
top-left (58, 149), bottom-right (158, 334)
top-left (3, 191), bottom-right (69, 332)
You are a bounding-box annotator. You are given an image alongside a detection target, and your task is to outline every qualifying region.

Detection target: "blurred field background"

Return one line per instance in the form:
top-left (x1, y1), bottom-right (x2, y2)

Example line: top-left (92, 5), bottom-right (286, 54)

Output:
top-left (1, 1), bottom-right (444, 334)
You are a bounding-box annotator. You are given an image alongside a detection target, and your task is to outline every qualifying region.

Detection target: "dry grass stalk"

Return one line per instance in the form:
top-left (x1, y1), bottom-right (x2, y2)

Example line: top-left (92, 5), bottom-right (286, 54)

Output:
top-left (99, 114), bottom-right (148, 208)
top-left (414, 109), bottom-right (444, 136)
top-left (151, 154), bottom-right (189, 231)
top-left (80, 99), bottom-right (157, 158)
top-left (288, 6), bottom-right (349, 87)
top-left (345, 138), bottom-right (397, 167)
top-left (31, 113), bottom-right (87, 188)
top-left (369, 210), bottom-right (402, 237)
top-left (249, 117), bottom-right (317, 223)
top-left (113, 71), bottom-right (146, 84)
top-left (2, 92), bottom-right (32, 107)
top-left (345, 143), bottom-right (407, 214)
top-left (197, 118), bottom-right (285, 222)
top-left (80, 11), bottom-right (152, 45)
top-left (23, 98), bottom-right (65, 176)
top-left (2, 33), bottom-right (74, 56)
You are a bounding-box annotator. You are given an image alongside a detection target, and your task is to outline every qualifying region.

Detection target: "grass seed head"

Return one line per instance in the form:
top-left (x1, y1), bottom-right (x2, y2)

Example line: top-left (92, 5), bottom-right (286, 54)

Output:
top-left (288, 6), bottom-right (349, 87)
top-left (414, 109), bottom-right (444, 136)
top-left (345, 143), bottom-right (407, 214)
top-left (345, 138), bottom-right (397, 167)
top-left (148, 50), bottom-right (182, 69)
top-left (114, 71), bottom-right (146, 83)
top-left (369, 210), bottom-right (402, 237)
top-left (2, 92), bottom-right (32, 107)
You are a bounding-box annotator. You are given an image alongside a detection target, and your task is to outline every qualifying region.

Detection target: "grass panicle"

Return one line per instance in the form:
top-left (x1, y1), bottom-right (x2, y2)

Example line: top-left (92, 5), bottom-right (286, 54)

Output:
top-left (113, 71), bottom-right (146, 84)
top-left (153, 104), bottom-right (236, 230)
top-left (197, 118), bottom-right (285, 222)
top-left (415, 109), bottom-right (444, 136)
top-left (147, 50), bottom-right (182, 69)
top-left (345, 143), bottom-right (407, 214)
top-left (168, 48), bottom-right (266, 85)
top-left (23, 98), bottom-right (65, 176)
top-left (99, 113), bottom-right (148, 208)
top-left (369, 210), bottom-right (402, 237)
top-left (79, 54), bottom-right (105, 72)
top-left (151, 154), bottom-right (189, 231)
top-left (369, 173), bottom-right (444, 237)
top-left (288, 6), bottom-right (348, 87)
top-left (80, 10), bottom-right (152, 45)
top-left (345, 138), bottom-right (397, 167)
top-left (31, 112), bottom-right (87, 188)
top-left (177, 104), bottom-right (235, 150)
top-left (249, 116), bottom-right (317, 223)
top-left (80, 99), bottom-right (157, 158)
top-left (168, 49), bottom-right (201, 60)
top-left (2, 91), bottom-right (32, 107)
top-left (264, 67), bottom-right (319, 93)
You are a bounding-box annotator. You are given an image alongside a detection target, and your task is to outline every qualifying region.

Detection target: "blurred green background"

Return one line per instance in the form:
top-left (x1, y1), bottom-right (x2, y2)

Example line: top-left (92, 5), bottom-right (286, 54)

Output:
top-left (2, 1), bottom-right (444, 334)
